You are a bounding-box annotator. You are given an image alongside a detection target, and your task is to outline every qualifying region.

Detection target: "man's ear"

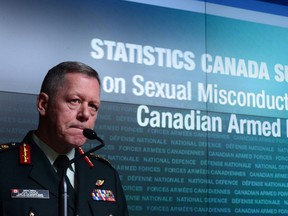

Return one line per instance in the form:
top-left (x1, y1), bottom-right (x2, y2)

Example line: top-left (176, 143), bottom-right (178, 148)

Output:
top-left (37, 92), bottom-right (49, 116)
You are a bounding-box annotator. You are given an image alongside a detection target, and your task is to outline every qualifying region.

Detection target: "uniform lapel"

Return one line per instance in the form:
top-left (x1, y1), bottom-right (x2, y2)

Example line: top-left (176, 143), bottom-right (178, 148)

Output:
top-left (22, 135), bottom-right (59, 197)
top-left (75, 153), bottom-right (96, 213)
top-left (24, 132), bottom-right (76, 210)
top-left (29, 152), bottom-right (59, 197)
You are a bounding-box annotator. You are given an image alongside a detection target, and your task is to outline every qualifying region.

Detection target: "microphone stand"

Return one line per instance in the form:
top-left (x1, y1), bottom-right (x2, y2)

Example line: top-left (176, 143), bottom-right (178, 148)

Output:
top-left (59, 129), bottom-right (105, 216)
top-left (59, 168), bottom-right (69, 216)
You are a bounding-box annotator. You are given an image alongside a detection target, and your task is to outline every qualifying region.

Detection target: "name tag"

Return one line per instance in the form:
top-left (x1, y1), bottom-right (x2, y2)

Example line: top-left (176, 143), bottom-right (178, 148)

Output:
top-left (11, 189), bottom-right (49, 199)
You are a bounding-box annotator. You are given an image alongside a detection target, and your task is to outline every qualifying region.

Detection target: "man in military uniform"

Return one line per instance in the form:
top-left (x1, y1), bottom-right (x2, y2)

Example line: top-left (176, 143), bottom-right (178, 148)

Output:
top-left (0, 61), bottom-right (129, 216)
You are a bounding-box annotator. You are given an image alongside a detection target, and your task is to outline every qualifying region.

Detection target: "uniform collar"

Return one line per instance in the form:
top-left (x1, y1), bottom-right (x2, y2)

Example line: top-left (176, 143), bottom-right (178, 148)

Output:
top-left (32, 132), bottom-right (75, 171)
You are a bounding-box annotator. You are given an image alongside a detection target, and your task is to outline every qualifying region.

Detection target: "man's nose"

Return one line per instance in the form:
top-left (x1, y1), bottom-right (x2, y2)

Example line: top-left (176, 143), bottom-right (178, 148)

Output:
top-left (77, 103), bottom-right (90, 120)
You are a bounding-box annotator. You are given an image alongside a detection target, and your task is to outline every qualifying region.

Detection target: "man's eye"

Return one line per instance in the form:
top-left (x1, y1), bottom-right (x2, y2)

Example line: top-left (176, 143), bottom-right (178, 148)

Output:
top-left (70, 99), bottom-right (81, 104)
top-left (89, 104), bottom-right (99, 111)
top-left (68, 99), bottom-right (82, 108)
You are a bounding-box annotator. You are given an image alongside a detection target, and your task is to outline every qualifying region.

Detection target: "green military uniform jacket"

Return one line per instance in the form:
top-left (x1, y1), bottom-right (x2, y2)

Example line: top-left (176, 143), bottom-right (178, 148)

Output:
top-left (0, 131), bottom-right (129, 216)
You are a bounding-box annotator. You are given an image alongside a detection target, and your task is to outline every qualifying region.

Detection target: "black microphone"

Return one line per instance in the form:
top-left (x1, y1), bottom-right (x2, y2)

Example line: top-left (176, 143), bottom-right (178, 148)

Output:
top-left (83, 128), bottom-right (104, 144)
top-left (59, 128), bottom-right (105, 216)
top-left (68, 128), bottom-right (105, 165)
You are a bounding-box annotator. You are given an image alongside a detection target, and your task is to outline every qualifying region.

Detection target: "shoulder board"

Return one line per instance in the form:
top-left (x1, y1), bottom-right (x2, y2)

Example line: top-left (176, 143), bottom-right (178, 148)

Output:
top-left (0, 142), bottom-right (20, 152)
top-left (89, 153), bottom-right (112, 167)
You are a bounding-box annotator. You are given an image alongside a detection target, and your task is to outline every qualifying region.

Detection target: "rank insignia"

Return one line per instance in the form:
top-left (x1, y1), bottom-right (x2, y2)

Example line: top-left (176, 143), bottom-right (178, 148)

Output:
top-left (19, 143), bottom-right (31, 165)
top-left (0, 143), bottom-right (17, 151)
top-left (91, 189), bottom-right (116, 202)
top-left (95, 179), bottom-right (105, 187)
top-left (0, 144), bottom-right (9, 150)
top-left (29, 211), bottom-right (35, 216)
top-left (77, 147), bottom-right (94, 168)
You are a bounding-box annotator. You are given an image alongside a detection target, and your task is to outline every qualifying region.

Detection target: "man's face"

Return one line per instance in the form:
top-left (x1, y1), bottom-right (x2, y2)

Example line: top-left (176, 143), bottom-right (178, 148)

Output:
top-left (40, 73), bottom-right (101, 152)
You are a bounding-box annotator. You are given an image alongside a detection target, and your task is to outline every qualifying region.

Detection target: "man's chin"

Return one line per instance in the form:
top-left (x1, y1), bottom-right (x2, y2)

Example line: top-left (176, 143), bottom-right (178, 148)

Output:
top-left (67, 137), bottom-right (86, 148)
top-left (72, 140), bottom-right (86, 147)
